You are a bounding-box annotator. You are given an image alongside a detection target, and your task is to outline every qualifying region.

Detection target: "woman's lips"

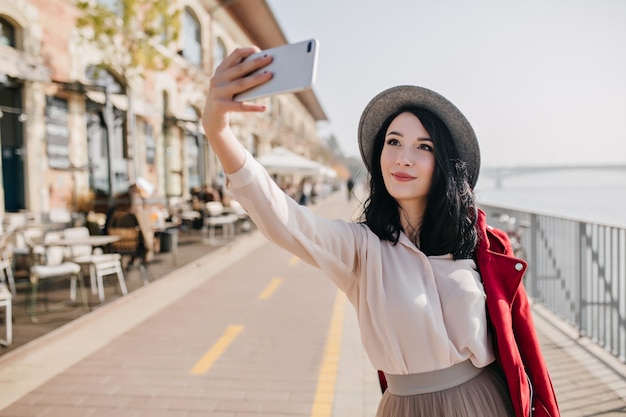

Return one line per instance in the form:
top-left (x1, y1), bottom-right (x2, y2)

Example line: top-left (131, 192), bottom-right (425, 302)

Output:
top-left (391, 172), bottom-right (416, 182)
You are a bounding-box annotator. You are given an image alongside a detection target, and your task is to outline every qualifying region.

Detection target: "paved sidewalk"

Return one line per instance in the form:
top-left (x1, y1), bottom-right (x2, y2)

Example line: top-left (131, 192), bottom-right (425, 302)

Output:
top-left (1, 228), bottom-right (223, 357)
top-left (532, 304), bottom-right (626, 416)
top-left (0, 228), bottom-right (270, 416)
top-left (0, 192), bottom-right (626, 416)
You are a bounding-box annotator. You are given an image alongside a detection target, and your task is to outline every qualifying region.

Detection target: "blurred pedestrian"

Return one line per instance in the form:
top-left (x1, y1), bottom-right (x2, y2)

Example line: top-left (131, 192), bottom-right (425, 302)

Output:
top-left (200, 184), bottom-right (221, 203)
top-left (298, 178), bottom-right (312, 206)
top-left (201, 46), bottom-right (559, 417)
top-left (104, 183), bottom-right (155, 262)
top-left (346, 177), bottom-right (354, 201)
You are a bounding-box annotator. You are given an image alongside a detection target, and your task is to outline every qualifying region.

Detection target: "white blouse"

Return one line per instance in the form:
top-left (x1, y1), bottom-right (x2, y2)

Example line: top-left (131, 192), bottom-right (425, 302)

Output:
top-left (227, 151), bottom-right (495, 375)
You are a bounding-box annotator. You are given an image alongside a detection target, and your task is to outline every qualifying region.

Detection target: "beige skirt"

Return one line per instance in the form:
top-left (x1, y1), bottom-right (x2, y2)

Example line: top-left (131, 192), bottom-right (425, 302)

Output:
top-left (375, 362), bottom-right (515, 417)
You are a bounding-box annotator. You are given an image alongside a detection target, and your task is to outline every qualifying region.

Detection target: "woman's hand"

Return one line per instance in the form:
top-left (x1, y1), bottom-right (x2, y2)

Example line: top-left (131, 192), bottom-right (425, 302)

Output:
top-left (201, 46), bottom-right (273, 173)
top-left (202, 46), bottom-right (273, 136)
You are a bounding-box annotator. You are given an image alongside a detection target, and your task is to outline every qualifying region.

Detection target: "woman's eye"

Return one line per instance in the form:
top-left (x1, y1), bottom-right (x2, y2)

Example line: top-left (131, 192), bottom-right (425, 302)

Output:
top-left (385, 138), bottom-right (400, 146)
top-left (417, 143), bottom-right (433, 152)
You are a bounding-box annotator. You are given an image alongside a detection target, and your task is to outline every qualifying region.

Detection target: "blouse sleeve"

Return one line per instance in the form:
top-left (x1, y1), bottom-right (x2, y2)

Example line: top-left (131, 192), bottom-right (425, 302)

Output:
top-left (226, 150), bottom-right (366, 292)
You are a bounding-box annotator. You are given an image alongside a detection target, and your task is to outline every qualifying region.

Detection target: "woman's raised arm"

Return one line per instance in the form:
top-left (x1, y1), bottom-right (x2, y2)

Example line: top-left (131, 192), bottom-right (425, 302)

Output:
top-left (201, 46), bottom-right (273, 174)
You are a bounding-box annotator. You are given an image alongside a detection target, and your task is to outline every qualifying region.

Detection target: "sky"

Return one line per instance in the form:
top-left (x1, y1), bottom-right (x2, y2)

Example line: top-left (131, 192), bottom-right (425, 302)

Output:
top-left (265, 0), bottom-right (626, 168)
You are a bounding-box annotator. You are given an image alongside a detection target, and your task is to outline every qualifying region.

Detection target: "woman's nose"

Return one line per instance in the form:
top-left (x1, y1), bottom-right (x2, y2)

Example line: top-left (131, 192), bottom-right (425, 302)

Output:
top-left (395, 150), bottom-right (413, 166)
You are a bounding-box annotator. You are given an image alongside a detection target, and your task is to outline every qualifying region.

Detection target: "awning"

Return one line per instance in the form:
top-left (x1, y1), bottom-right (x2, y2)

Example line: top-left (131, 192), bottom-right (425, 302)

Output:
top-left (320, 166), bottom-right (338, 178)
top-left (256, 147), bottom-right (335, 177)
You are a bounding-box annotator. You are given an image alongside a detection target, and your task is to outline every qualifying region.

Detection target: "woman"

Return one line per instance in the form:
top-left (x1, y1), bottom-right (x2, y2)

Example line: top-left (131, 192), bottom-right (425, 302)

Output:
top-left (202, 46), bottom-right (559, 417)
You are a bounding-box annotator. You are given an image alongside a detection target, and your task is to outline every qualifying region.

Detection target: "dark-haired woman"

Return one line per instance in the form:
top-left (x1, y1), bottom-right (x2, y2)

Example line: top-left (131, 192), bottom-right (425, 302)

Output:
top-left (202, 46), bottom-right (559, 417)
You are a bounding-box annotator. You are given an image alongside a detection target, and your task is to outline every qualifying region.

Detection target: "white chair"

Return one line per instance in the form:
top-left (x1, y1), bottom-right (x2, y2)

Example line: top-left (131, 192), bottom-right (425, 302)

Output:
top-left (27, 231), bottom-right (87, 322)
top-left (13, 227), bottom-right (45, 258)
top-left (0, 228), bottom-right (17, 296)
top-left (0, 283), bottom-right (12, 346)
top-left (0, 258), bottom-right (15, 298)
top-left (10, 227), bottom-right (46, 286)
top-left (228, 200), bottom-right (252, 232)
top-left (47, 208), bottom-right (72, 228)
top-left (63, 227), bottom-right (127, 302)
top-left (202, 202), bottom-right (237, 244)
top-left (4, 212), bottom-right (28, 230)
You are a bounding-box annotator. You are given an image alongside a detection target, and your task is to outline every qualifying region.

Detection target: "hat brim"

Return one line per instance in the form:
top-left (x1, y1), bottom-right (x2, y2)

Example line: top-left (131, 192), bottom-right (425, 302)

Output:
top-left (358, 85), bottom-right (480, 188)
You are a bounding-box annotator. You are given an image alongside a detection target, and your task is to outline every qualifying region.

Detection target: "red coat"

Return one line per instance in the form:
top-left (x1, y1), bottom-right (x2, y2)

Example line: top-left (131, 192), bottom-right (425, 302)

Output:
top-left (377, 209), bottom-right (560, 417)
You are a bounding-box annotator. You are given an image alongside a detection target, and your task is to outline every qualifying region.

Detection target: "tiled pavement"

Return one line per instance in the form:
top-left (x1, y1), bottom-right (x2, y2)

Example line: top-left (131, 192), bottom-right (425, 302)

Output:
top-left (1, 192), bottom-right (626, 416)
top-left (533, 304), bottom-right (626, 416)
top-left (0, 228), bottom-right (224, 358)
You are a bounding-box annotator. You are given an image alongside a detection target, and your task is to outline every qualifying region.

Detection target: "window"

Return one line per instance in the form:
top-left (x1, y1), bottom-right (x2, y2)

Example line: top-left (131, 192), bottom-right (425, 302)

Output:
top-left (145, 123), bottom-right (156, 165)
top-left (85, 66), bottom-right (128, 196)
top-left (96, 0), bottom-right (121, 15)
top-left (185, 134), bottom-right (200, 190)
top-left (46, 97), bottom-right (71, 169)
top-left (183, 8), bottom-right (201, 68)
top-left (0, 16), bottom-right (16, 47)
top-left (85, 65), bottom-right (124, 94)
top-left (212, 37), bottom-right (226, 73)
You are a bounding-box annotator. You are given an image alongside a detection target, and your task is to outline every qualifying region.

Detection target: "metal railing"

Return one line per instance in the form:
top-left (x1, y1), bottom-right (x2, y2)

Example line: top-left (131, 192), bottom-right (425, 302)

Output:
top-left (479, 204), bottom-right (626, 362)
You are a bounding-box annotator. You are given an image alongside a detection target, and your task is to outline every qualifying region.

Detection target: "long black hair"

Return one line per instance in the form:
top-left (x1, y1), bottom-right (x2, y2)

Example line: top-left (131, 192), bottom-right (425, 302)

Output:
top-left (362, 106), bottom-right (477, 259)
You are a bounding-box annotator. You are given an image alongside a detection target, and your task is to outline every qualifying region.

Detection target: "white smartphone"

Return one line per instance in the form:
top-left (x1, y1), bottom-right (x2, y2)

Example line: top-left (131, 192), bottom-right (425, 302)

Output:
top-left (234, 39), bottom-right (319, 102)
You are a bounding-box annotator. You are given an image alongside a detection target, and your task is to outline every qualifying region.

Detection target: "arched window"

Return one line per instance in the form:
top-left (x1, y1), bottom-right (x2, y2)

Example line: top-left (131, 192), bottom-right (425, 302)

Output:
top-left (85, 65), bottom-right (124, 94)
top-left (183, 8), bottom-right (202, 68)
top-left (84, 65), bottom-right (128, 196)
top-left (212, 37), bottom-right (226, 73)
top-left (0, 16), bottom-right (16, 47)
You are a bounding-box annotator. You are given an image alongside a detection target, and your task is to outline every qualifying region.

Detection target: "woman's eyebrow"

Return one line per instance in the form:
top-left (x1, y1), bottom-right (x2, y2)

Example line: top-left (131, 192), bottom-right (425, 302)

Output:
top-left (386, 131), bottom-right (433, 141)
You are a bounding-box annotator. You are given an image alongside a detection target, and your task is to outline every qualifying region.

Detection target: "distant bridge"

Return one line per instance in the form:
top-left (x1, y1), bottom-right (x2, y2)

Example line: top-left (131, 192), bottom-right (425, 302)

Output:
top-left (480, 163), bottom-right (626, 188)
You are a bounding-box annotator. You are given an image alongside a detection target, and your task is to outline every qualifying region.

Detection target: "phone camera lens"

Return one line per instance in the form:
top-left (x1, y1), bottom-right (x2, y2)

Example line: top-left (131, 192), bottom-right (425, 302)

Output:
top-left (307, 41), bottom-right (312, 53)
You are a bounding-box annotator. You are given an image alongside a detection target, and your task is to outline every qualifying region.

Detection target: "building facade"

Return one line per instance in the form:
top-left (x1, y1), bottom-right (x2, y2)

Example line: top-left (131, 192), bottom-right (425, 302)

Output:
top-left (0, 0), bottom-right (327, 218)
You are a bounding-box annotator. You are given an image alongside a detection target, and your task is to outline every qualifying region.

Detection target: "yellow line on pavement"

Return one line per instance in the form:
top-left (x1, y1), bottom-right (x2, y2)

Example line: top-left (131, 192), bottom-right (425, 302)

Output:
top-left (190, 325), bottom-right (244, 375)
top-left (288, 255), bottom-right (300, 266)
top-left (258, 277), bottom-right (284, 299)
top-left (310, 290), bottom-right (347, 417)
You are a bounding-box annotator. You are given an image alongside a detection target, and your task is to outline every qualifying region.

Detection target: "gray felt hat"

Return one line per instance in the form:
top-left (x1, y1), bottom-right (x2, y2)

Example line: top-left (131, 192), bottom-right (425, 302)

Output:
top-left (358, 85), bottom-right (480, 188)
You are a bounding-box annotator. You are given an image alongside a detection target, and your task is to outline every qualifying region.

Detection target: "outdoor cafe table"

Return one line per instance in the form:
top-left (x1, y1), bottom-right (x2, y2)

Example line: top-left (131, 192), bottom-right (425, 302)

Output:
top-left (36, 234), bottom-right (124, 307)
top-left (42, 235), bottom-right (121, 258)
top-left (44, 235), bottom-right (121, 249)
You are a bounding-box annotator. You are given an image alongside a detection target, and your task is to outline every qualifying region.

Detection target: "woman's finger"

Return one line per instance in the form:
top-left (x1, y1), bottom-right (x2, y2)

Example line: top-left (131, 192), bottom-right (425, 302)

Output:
top-left (217, 69), bottom-right (273, 101)
top-left (216, 54), bottom-right (272, 94)
top-left (212, 52), bottom-right (273, 100)
top-left (203, 45), bottom-right (274, 129)
top-left (213, 46), bottom-right (268, 84)
top-left (220, 46), bottom-right (260, 70)
top-left (211, 47), bottom-right (259, 88)
top-left (205, 70), bottom-right (272, 116)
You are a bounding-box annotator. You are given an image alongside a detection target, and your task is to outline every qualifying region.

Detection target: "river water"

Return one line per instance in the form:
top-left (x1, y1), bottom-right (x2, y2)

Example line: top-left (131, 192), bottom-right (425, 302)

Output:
top-left (475, 169), bottom-right (626, 227)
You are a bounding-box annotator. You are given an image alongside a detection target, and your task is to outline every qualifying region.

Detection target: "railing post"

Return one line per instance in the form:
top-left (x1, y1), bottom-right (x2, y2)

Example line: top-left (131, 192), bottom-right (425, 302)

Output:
top-left (529, 212), bottom-right (539, 299)
top-left (577, 222), bottom-right (585, 338)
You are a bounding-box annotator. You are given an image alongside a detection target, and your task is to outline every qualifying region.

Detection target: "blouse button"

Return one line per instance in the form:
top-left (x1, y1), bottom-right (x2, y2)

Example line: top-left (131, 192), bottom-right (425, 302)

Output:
top-left (515, 262), bottom-right (523, 271)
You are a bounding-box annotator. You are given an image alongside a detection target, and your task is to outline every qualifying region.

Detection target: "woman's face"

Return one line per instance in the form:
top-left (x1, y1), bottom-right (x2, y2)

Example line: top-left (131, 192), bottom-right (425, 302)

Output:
top-left (380, 112), bottom-right (435, 211)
